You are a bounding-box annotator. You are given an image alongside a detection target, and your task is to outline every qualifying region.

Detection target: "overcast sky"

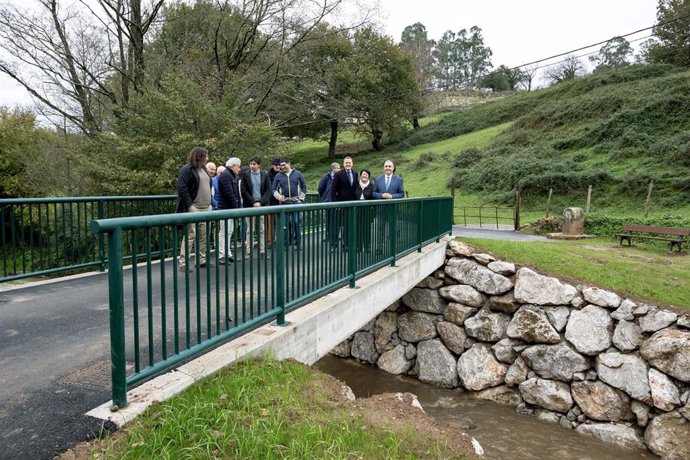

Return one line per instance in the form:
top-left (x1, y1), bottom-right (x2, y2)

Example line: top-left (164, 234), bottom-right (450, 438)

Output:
top-left (0, 0), bottom-right (660, 108)
top-left (378, 0), bottom-right (658, 68)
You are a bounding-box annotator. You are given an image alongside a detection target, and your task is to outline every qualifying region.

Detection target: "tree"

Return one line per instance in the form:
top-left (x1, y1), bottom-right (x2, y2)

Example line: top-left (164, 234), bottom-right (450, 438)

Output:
top-left (647, 0), bottom-right (690, 67)
top-left (481, 65), bottom-right (526, 92)
top-left (589, 36), bottom-right (633, 72)
top-left (519, 63), bottom-right (539, 91)
top-left (544, 55), bottom-right (586, 85)
top-left (341, 27), bottom-right (421, 151)
top-left (0, 0), bottom-right (164, 136)
top-left (434, 26), bottom-right (493, 90)
top-left (400, 22), bottom-right (435, 128)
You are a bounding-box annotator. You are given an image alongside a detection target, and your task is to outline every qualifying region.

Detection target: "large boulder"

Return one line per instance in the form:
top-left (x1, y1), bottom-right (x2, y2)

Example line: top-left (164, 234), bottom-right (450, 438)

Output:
top-left (612, 320), bottom-right (644, 352)
top-left (644, 412), bottom-right (690, 460)
top-left (474, 385), bottom-right (523, 407)
top-left (438, 284), bottom-right (487, 307)
top-left (505, 357), bottom-right (529, 386)
top-left (596, 352), bottom-right (651, 403)
top-left (513, 268), bottom-right (577, 305)
top-left (581, 287), bottom-right (622, 308)
top-left (576, 423), bottom-right (645, 451)
top-left (487, 260), bottom-right (516, 276)
top-left (351, 331), bottom-right (378, 364)
top-left (445, 258), bottom-right (513, 295)
top-left (436, 321), bottom-right (467, 355)
top-left (640, 329), bottom-right (690, 382)
top-left (447, 240), bottom-right (474, 257)
top-left (564, 304), bottom-right (612, 355)
top-left (464, 309), bottom-right (510, 342)
top-left (611, 299), bottom-right (637, 321)
top-left (649, 368), bottom-right (681, 412)
top-left (373, 312), bottom-right (397, 353)
top-left (521, 343), bottom-right (590, 382)
top-left (330, 339), bottom-right (351, 358)
top-left (639, 308), bottom-right (678, 333)
top-left (546, 306), bottom-right (571, 332)
top-left (402, 288), bottom-right (446, 314)
top-left (491, 338), bottom-right (523, 364)
top-left (397, 312), bottom-right (437, 343)
top-left (571, 381), bottom-right (634, 422)
top-left (377, 345), bottom-right (413, 375)
top-left (457, 343), bottom-right (508, 391)
top-left (443, 303), bottom-right (477, 326)
top-left (416, 276), bottom-right (444, 290)
top-left (518, 378), bottom-right (573, 412)
top-left (506, 305), bottom-right (560, 344)
top-left (417, 339), bottom-right (459, 388)
top-left (486, 291), bottom-right (521, 313)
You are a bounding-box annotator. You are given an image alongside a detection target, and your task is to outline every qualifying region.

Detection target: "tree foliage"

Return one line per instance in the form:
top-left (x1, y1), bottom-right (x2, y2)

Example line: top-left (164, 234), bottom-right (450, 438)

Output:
top-left (589, 37), bottom-right (633, 72)
top-left (434, 26), bottom-right (493, 90)
top-left (647, 0), bottom-right (690, 67)
top-left (544, 55), bottom-right (586, 85)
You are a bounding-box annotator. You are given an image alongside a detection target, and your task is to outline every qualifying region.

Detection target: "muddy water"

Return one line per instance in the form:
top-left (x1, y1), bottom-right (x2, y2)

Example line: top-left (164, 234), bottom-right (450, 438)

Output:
top-left (315, 355), bottom-right (657, 460)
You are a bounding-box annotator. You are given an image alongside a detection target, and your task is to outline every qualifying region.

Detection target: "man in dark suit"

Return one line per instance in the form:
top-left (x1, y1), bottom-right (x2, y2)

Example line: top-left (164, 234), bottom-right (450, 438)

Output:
top-left (217, 157), bottom-right (243, 263)
top-left (372, 160), bottom-right (404, 255)
top-left (241, 156), bottom-right (272, 259)
top-left (331, 156), bottom-right (358, 249)
top-left (318, 162), bottom-right (341, 248)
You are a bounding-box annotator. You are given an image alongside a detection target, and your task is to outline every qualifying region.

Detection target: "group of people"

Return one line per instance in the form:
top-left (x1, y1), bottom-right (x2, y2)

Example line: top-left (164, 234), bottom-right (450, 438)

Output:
top-left (175, 147), bottom-right (307, 271)
top-left (175, 147), bottom-right (404, 271)
top-left (317, 156), bottom-right (404, 251)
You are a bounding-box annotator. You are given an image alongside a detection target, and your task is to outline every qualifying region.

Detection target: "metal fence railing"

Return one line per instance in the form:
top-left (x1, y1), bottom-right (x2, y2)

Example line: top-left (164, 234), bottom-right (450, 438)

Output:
top-left (91, 196), bottom-right (453, 408)
top-left (0, 193), bottom-right (322, 283)
top-left (0, 196), bottom-right (176, 282)
top-left (456, 205), bottom-right (517, 229)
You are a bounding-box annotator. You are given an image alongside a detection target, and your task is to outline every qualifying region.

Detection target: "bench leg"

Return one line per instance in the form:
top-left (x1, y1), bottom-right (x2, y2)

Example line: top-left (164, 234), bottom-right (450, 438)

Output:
top-left (619, 236), bottom-right (632, 247)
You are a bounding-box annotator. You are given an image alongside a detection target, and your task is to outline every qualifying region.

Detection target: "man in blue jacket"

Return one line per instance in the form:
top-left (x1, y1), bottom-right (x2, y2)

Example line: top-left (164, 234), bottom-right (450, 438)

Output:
top-left (272, 159), bottom-right (307, 247)
top-left (217, 157), bottom-right (242, 263)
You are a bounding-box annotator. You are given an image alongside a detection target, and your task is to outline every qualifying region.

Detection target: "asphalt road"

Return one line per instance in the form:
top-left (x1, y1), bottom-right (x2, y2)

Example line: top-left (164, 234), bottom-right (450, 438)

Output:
top-left (0, 225), bottom-right (542, 459)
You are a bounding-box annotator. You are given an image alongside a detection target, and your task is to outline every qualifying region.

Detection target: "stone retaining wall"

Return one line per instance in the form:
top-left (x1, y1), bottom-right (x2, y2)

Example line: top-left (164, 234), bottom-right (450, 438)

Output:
top-left (332, 240), bottom-right (690, 459)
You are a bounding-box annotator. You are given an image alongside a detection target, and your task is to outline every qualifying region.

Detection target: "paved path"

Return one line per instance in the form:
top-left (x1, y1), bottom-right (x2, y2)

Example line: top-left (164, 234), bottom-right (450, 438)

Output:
top-left (0, 225), bottom-right (544, 459)
top-left (452, 225), bottom-right (552, 242)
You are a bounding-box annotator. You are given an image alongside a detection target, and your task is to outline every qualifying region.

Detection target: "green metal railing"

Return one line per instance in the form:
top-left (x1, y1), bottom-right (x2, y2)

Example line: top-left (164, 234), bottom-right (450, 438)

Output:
top-left (92, 197), bottom-right (452, 408)
top-left (0, 195), bottom-right (176, 282)
top-left (0, 193), bottom-right (322, 283)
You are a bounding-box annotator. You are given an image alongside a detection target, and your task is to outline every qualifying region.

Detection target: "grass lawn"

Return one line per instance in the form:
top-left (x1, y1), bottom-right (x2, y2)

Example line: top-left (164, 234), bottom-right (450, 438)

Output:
top-left (461, 237), bottom-right (690, 311)
top-left (78, 358), bottom-right (470, 459)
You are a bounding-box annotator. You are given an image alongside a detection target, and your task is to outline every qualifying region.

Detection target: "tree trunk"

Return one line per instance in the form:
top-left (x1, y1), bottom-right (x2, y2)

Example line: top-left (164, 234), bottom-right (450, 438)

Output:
top-left (328, 119), bottom-right (338, 158)
top-left (412, 117), bottom-right (420, 130)
top-left (371, 128), bottom-right (383, 151)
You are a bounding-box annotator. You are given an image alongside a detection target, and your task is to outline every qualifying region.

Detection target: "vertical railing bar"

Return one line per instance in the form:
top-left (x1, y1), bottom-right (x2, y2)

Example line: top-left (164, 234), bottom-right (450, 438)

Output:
top-left (205, 221), bottom-right (211, 339)
top-left (159, 226), bottom-right (167, 360)
top-left (195, 222), bottom-right (201, 344)
top-left (184, 224), bottom-right (191, 349)
top-left (172, 225), bottom-right (180, 354)
top-left (146, 228), bottom-right (154, 366)
top-left (131, 231), bottom-right (140, 373)
top-left (28, 203), bottom-right (34, 274)
top-left (10, 206), bottom-right (17, 276)
top-left (348, 206), bottom-right (356, 288)
top-left (276, 211), bottom-right (286, 325)
top-left (19, 205), bottom-right (26, 274)
top-left (98, 200), bottom-right (106, 271)
top-left (391, 203), bottom-right (397, 267)
top-left (107, 226), bottom-right (127, 409)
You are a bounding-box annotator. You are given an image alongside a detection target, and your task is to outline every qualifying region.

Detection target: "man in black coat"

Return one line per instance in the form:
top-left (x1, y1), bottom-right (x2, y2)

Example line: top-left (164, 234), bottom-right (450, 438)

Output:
top-left (240, 156), bottom-right (271, 258)
top-left (176, 146), bottom-right (212, 271)
top-left (217, 157), bottom-right (242, 263)
top-left (331, 156), bottom-right (358, 249)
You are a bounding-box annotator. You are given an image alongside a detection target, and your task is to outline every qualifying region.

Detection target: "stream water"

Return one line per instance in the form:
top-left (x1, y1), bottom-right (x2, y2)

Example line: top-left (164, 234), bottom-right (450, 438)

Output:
top-left (315, 355), bottom-right (657, 460)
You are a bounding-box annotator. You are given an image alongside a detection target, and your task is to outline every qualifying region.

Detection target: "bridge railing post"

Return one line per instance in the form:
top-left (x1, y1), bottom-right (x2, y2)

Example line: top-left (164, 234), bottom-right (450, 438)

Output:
top-left (276, 211), bottom-right (286, 325)
top-left (390, 203), bottom-right (398, 267)
top-left (417, 201), bottom-right (423, 252)
top-left (97, 200), bottom-right (106, 271)
top-left (348, 205), bottom-right (357, 288)
top-left (107, 227), bottom-right (128, 409)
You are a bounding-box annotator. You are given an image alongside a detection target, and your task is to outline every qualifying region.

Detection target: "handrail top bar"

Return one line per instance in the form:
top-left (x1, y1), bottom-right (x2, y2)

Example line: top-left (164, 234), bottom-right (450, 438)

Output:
top-left (91, 196), bottom-right (452, 234)
top-left (0, 195), bottom-right (176, 204)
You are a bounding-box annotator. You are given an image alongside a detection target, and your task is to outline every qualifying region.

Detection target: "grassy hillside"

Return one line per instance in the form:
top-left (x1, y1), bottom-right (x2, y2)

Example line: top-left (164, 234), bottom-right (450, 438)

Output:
top-left (288, 64), bottom-right (690, 221)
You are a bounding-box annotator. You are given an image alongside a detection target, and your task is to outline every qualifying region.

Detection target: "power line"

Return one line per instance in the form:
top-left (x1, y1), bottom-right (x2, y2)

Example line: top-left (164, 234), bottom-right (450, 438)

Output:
top-left (512, 12), bottom-right (690, 72)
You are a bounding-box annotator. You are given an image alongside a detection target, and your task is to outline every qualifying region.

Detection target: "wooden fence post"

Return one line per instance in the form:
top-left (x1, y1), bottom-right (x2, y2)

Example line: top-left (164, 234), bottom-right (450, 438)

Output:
top-left (514, 187), bottom-right (521, 230)
top-left (644, 180), bottom-right (654, 218)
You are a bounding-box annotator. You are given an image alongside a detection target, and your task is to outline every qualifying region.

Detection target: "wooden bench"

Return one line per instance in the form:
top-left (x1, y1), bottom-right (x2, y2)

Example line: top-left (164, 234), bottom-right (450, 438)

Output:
top-left (617, 224), bottom-right (690, 252)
